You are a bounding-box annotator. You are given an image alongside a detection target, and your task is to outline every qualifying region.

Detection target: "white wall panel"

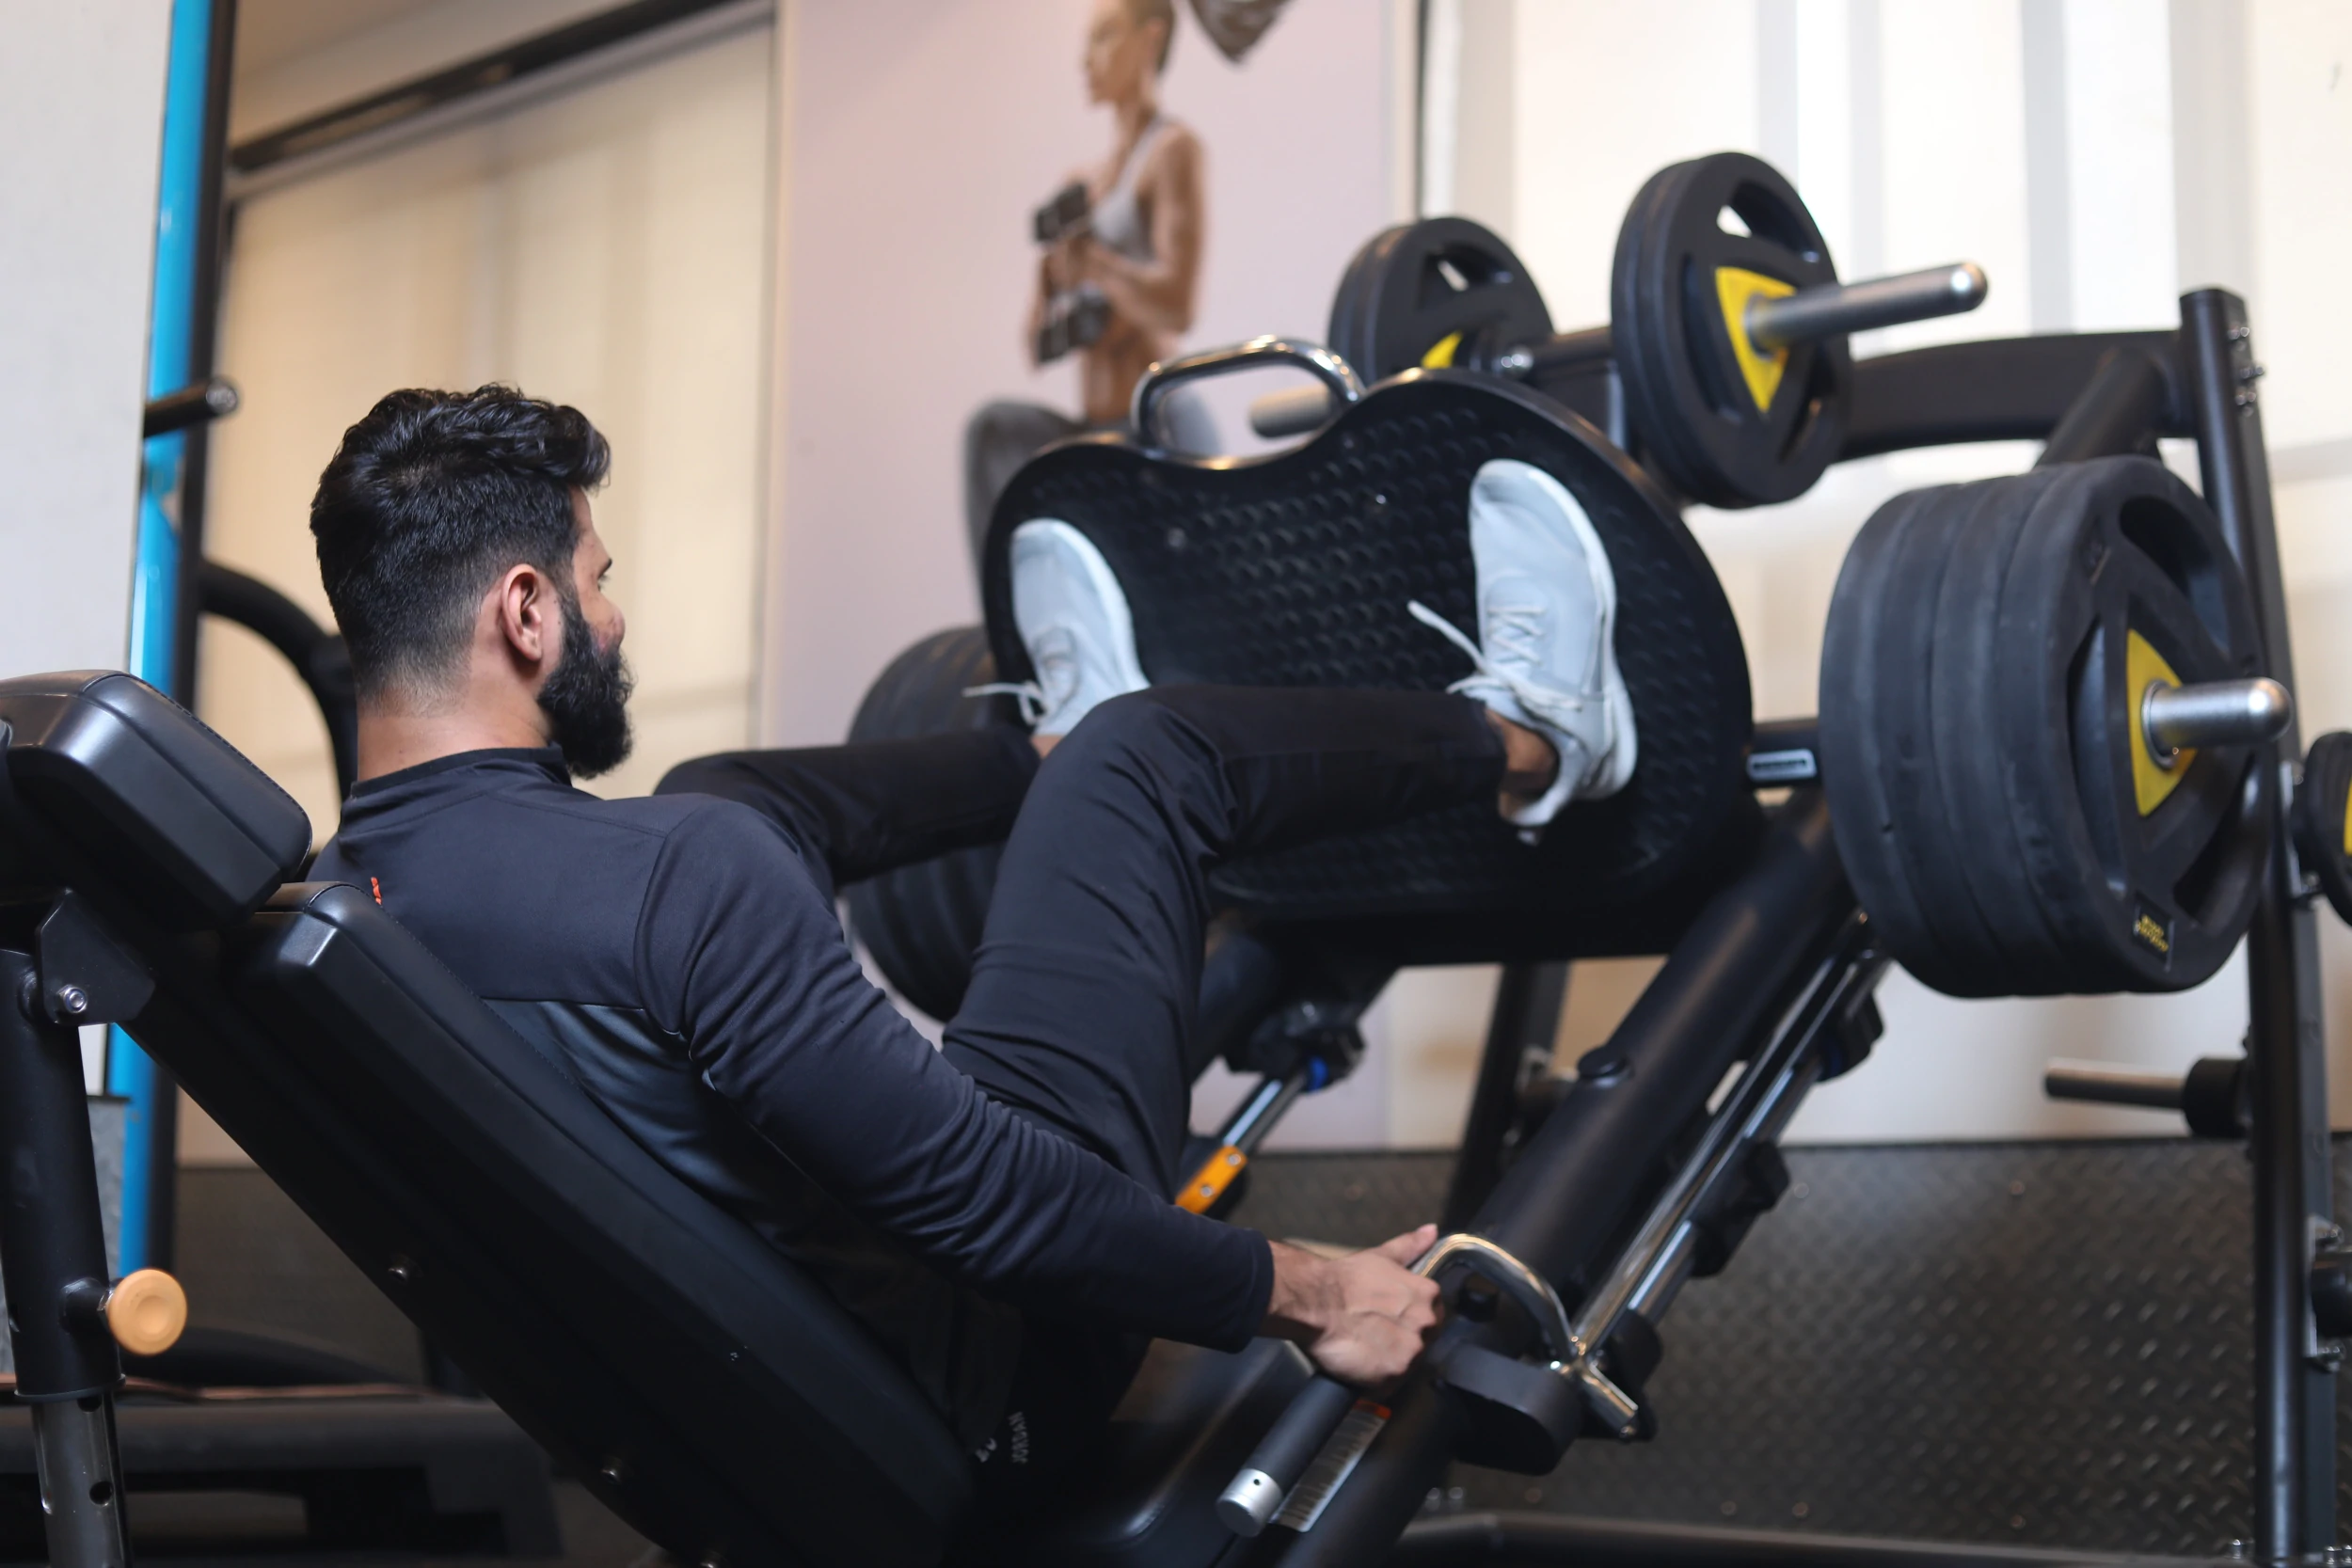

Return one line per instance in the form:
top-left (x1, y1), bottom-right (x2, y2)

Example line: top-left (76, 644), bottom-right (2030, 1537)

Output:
top-left (1873, 0), bottom-right (2030, 352)
top-left (1508, 0), bottom-right (1758, 332)
top-left (204, 24), bottom-right (773, 829)
top-left (2249, 0), bottom-right (2352, 451)
top-left (2064, 0), bottom-right (2179, 328)
top-left (0, 0), bottom-right (173, 681)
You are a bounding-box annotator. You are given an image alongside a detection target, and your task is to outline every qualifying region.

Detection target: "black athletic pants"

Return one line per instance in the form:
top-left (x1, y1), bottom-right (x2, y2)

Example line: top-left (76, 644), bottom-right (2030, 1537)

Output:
top-left (657, 686), bottom-right (1503, 1514)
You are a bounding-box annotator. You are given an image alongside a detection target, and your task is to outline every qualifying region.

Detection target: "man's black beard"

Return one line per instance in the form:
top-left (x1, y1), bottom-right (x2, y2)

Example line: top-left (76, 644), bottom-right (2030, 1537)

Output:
top-left (538, 590), bottom-right (634, 779)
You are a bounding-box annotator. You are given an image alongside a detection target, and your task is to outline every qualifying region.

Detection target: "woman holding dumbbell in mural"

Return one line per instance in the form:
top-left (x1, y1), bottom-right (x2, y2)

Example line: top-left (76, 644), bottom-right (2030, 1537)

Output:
top-left (1029, 0), bottom-right (1205, 420)
top-left (970, 0), bottom-right (1211, 564)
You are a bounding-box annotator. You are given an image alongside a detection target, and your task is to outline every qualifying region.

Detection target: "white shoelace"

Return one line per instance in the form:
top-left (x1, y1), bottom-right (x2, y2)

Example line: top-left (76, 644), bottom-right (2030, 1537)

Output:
top-left (1406, 599), bottom-right (1590, 721)
top-left (962, 681), bottom-right (1047, 725)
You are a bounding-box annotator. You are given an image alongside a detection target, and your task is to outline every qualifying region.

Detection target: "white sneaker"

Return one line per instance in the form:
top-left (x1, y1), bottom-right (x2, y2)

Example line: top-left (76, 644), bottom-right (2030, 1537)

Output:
top-left (1408, 458), bottom-right (1636, 829)
top-left (985, 518), bottom-right (1148, 736)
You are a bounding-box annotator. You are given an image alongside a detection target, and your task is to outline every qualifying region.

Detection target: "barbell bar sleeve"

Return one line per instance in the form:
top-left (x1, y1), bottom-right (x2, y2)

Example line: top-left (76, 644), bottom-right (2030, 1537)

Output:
top-left (2144, 677), bottom-right (2294, 758)
top-left (2043, 1059), bottom-right (2186, 1111)
top-left (1745, 262), bottom-right (1988, 350)
top-left (142, 374), bottom-right (240, 438)
top-left (1216, 1372), bottom-right (1356, 1536)
top-left (1248, 383), bottom-right (1338, 438)
top-left (1494, 325), bottom-right (1614, 381)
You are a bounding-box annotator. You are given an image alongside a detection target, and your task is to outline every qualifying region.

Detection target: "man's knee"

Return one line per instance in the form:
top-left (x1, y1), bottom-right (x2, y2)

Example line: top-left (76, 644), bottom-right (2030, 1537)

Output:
top-left (1041, 693), bottom-right (1235, 818)
top-left (1056, 689), bottom-right (1206, 770)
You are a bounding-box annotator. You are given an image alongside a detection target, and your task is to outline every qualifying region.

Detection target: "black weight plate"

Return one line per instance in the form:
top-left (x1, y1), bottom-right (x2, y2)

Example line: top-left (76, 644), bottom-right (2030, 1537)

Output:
top-left (840, 627), bottom-right (1016, 1021)
top-left (1821, 487), bottom-right (1964, 989)
top-left (1993, 458), bottom-right (2264, 992)
top-left (1612, 152), bottom-right (1848, 509)
top-left (1327, 217), bottom-right (1554, 384)
top-left (1844, 483), bottom-right (2013, 987)
top-left (2296, 732), bottom-right (2352, 925)
top-left (1926, 470), bottom-right (2084, 994)
top-left (980, 371), bottom-right (1753, 931)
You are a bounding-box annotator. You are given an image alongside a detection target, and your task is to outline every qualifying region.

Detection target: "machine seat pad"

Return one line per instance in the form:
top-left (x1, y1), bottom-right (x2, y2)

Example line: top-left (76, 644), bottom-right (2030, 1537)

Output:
top-left (200, 879), bottom-right (976, 1566)
top-left (980, 371), bottom-right (1756, 925)
top-left (0, 672), bottom-right (309, 929)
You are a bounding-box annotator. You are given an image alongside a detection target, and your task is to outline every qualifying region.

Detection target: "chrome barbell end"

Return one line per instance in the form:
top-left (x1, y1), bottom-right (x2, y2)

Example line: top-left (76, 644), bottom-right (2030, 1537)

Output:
top-left (2143, 676), bottom-right (2294, 763)
top-left (1215, 1467), bottom-right (1284, 1537)
top-left (1745, 261), bottom-right (1992, 350)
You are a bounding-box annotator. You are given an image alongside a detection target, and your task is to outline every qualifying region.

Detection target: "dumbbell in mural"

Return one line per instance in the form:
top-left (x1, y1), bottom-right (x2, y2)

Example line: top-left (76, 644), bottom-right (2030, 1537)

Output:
top-left (1031, 181), bottom-right (1113, 366)
top-left (1257, 152), bottom-right (1986, 510)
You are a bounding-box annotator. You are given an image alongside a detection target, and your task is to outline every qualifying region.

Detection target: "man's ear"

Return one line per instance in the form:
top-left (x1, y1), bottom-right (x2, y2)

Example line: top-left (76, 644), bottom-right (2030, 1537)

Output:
top-left (491, 562), bottom-right (558, 674)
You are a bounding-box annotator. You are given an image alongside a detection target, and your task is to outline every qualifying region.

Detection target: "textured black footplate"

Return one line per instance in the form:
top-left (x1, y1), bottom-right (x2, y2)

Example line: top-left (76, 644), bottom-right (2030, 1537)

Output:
top-left (981, 371), bottom-right (1755, 920)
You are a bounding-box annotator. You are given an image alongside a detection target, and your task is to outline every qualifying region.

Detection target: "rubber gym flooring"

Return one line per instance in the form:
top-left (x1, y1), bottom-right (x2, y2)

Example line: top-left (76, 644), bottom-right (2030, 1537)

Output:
top-left (78, 1138), bottom-right (2352, 1561)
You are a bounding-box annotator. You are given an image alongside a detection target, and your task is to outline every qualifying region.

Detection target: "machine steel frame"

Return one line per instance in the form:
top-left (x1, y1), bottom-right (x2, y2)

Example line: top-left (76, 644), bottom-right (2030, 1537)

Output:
top-left (1340, 290), bottom-right (2332, 1566)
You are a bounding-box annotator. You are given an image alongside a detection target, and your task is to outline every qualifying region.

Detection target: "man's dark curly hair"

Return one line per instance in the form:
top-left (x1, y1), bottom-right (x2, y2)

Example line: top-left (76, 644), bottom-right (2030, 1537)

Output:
top-left (310, 386), bottom-right (610, 699)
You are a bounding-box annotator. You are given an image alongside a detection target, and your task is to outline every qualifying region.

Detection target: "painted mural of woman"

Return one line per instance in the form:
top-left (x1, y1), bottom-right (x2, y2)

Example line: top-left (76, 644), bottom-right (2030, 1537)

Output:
top-left (1030, 0), bottom-right (1205, 425)
top-left (963, 0), bottom-right (1291, 568)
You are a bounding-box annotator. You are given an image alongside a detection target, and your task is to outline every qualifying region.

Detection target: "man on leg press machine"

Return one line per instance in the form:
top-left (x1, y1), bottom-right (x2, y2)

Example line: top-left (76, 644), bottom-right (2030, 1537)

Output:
top-left (297, 384), bottom-right (1638, 1522)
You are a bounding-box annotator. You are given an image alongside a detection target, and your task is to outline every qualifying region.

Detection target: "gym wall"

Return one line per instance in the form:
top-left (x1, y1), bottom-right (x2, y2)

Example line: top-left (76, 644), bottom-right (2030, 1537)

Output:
top-left (178, 0), bottom-right (776, 1164)
top-left (0, 2), bottom-right (173, 679)
top-left (197, 2), bottom-right (775, 828)
top-left (1422, 0), bottom-right (2352, 1143)
top-left (0, 1), bottom-right (177, 1098)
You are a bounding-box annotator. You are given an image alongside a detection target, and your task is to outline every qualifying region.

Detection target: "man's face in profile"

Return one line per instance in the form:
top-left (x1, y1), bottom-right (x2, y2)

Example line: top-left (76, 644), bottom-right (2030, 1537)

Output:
top-left (537, 489), bottom-right (634, 778)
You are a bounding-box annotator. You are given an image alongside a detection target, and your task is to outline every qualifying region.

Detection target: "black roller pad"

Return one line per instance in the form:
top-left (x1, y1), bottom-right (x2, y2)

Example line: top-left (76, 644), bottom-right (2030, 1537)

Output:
top-left (980, 371), bottom-right (1755, 931)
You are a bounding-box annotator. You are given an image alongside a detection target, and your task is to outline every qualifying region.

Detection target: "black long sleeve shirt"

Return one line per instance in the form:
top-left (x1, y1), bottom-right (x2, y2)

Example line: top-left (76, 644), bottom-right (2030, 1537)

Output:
top-left (312, 748), bottom-right (1273, 1442)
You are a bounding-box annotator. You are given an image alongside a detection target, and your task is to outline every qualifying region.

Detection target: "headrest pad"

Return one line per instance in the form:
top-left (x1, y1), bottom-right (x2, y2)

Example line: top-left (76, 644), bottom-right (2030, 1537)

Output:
top-left (0, 673), bottom-right (310, 930)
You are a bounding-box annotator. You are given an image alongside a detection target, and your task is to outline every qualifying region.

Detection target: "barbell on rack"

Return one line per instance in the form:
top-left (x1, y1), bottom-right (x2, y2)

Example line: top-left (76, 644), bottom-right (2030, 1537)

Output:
top-left (1251, 153), bottom-right (1987, 510)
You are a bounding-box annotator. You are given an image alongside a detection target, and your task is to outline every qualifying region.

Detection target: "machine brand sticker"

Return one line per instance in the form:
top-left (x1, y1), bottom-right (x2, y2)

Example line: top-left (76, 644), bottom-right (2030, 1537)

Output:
top-left (1272, 1400), bottom-right (1391, 1533)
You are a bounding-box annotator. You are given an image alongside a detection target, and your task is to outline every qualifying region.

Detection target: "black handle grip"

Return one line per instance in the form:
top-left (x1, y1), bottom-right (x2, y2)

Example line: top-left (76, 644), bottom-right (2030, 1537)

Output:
top-left (1216, 1373), bottom-right (1356, 1536)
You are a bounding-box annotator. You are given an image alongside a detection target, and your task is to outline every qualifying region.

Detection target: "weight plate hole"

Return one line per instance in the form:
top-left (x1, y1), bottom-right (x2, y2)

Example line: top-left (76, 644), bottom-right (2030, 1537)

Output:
top-left (2119, 497), bottom-right (2228, 643)
top-left (2065, 624), bottom-right (2129, 894)
top-left (1725, 181), bottom-right (1821, 259)
top-left (1775, 356), bottom-right (1839, 462)
top-left (1679, 259), bottom-right (1740, 419)
top-left (2171, 755), bottom-right (2257, 921)
top-left (1716, 205), bottom-right (1750, 237)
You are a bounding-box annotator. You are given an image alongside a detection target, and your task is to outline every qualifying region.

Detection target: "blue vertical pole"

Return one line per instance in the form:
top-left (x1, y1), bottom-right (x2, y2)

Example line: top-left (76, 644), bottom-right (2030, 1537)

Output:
top-left (113, 0), bottom-right (218, 1274)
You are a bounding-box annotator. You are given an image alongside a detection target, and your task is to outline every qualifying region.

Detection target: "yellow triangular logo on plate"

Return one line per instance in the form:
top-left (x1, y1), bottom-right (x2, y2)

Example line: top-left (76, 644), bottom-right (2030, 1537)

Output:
top-left (2126, 628), bottom-right (2194, 816)
top-left (1715, 266), bottom-right (1796, 412)
top-left (1421, 331), bottom-right (1462, 370)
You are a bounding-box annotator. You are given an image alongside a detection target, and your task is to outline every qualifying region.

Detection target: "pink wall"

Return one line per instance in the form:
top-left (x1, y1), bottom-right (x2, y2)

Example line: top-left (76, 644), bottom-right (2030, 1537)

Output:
top-left (767, 0), bottom-right (1397, 745)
